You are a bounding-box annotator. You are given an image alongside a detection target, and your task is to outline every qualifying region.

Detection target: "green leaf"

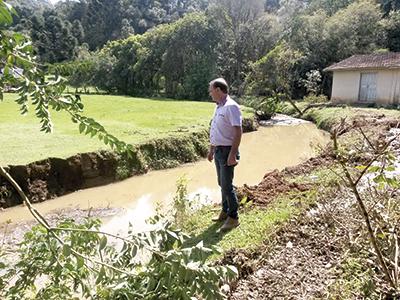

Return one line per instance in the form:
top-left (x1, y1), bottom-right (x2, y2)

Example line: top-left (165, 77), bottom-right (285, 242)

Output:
top-left (79, 122), bottom-right (85, 134)
top-left (373, 174), bottom-right (385, 184)
top-left (77, 256), bottom-right (84, 269)
top-left (226, 265), bottom-right (238, 277)
top-left (0, 6), bottom-right (13, 25)
top-left (167, 230), bottom-right (179, 240)
top-left (367, 166), bottom-right (380, 173)
top-left (96, 266), bottom-right (105, 284)
top-left (99, 236), bottom-right (107, 251)
top-left (63, 244), bottom-right (71, 257)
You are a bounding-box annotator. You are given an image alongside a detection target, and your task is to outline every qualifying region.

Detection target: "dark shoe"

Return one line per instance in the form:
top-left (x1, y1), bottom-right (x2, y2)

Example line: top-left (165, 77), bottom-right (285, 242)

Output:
top-left (219, 217), bottom-right (239, 231)
top-left (212, 211), bottom-right (228, 222)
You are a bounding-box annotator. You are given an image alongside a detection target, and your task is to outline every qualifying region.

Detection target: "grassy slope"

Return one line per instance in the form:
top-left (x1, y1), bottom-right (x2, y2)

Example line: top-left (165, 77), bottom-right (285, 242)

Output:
top-left (280, 102), bottom-right (400, 130)
top-left (0, 94), bottom-right (252, 165)
top-left (182, 191), bottom-right (317, 261)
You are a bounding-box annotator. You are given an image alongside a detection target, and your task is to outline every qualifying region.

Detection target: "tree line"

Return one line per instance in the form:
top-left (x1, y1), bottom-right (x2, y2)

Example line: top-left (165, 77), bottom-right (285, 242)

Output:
top-left (10, 0), bottom-right (400, 100)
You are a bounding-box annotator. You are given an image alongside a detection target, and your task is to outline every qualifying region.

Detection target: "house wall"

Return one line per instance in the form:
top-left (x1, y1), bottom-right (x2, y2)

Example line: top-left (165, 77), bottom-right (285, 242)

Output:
top-left (331, 69), bottom-right (400, 105)
top-left (331, 71), bottom-right (360, 103)
top-left (377, 70), bottom-right (400, 105)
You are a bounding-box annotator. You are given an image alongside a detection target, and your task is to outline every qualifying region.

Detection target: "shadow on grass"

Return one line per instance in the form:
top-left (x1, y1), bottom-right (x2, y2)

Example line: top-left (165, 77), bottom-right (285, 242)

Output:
top-left (183, 221), bottom-right (227, 249)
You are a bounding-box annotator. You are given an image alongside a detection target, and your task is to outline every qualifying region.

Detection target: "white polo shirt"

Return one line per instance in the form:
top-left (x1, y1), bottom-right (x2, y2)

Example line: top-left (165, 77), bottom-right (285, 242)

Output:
top-left (210, 96), bottom-right (242, 146)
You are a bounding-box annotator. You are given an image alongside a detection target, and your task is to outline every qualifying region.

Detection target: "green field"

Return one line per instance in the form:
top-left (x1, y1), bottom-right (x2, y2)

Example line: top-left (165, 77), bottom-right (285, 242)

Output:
top-left (0, 94), bottom-right (240, 165)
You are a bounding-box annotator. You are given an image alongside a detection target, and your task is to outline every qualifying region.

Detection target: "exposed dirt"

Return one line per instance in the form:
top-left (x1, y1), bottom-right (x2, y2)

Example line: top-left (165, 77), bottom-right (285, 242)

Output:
top-left (229, 191), bottom-right (351, 300)
top-left (237, 170), bottom-right (311, 206)
top-left (0, 151), bottom-right (119, 209)
top-left (228, 113), bottom-right (400, 299)
top-left (236, 152), bottom-right (333, 206)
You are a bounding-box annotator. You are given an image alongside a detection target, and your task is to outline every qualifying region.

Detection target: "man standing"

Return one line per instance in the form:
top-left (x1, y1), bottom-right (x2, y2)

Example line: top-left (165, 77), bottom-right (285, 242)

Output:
top-left (208, 78), bottom-right (242, 231)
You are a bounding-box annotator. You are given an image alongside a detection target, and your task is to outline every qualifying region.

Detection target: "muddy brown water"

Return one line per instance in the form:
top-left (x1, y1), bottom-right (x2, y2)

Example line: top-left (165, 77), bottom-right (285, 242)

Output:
top-left (0, 117), bottom-right (330, 236)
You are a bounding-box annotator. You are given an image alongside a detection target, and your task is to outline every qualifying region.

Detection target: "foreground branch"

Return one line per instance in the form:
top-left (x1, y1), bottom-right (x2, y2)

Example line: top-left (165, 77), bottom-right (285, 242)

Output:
top-left (0, 166), bottom-right (135, 277)
top-left (332, 131), bottom-right (397, 289)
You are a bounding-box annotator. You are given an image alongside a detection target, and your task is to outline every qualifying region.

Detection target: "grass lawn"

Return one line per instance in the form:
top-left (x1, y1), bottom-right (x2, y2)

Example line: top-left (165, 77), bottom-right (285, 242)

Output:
top-left (0, 93), bottom-right (252, 165)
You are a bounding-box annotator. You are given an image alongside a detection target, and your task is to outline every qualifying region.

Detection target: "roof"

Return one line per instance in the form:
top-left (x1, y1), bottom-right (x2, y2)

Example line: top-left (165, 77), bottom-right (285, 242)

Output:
top-left (324, 52), bottom-right (400, 71)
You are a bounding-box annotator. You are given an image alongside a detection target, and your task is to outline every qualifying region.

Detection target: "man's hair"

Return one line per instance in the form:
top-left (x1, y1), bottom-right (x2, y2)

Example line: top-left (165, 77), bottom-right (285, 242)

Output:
top-left (210, 78), bottom-right (229, 94)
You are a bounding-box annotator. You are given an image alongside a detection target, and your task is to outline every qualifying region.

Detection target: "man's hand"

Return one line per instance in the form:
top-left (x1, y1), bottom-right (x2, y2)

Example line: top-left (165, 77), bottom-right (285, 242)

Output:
top-left (227, 152), bottom-right (238, 166)
top-left (207, 150), bottom-right (214, 162)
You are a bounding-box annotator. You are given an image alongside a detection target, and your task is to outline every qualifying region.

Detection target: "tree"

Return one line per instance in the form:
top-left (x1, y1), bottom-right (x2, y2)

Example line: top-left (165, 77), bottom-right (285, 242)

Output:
top-left (379, 0), bottom-right (400, 16)
top-left (208, 0), bottom-right (266, 94)
top-left (323, 0), bottom-right (384, 62)
top-left (245, 42), bottom-right (303, 97)
top-left (306, 0), bottom-right (354, 15)
top-left (0, 0), bottom-right (132, 153)
top-left (0, 3), bottom-right (238, 297)
top-left (160, 12), bottom-right (220, 99)
top-left (383, 10), bottom-right (400, 52)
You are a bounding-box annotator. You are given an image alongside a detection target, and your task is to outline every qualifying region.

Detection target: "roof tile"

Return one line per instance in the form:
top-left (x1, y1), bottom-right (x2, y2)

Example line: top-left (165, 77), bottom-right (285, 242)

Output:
top-left (324, 52), bottom-right (400, 71)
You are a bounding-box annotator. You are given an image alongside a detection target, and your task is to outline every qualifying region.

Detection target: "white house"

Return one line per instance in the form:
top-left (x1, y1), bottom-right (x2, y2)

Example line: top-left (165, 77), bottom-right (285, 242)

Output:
top-left (324, 53), bottom-right (400, 106)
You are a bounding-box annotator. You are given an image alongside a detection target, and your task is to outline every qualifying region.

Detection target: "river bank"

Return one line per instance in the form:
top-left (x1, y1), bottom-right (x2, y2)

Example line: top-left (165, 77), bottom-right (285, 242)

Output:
top-left (0, 117), bottom-right (258, 210)
top-left (224, 105), bottom-right (400, 299)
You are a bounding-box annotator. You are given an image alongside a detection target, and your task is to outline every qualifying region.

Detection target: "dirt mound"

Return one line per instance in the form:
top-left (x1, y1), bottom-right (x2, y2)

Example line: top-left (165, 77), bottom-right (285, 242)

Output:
top-left (283, 153), bottom-right (333, 177)
top-left (230, 193), bottom-right (350, 299)
top-left (237, 170), bottom-right (310, 206)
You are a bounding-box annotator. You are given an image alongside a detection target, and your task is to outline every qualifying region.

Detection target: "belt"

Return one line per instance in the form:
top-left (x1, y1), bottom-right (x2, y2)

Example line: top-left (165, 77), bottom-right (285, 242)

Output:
top-left (215, 145), bottom-right (232, 149)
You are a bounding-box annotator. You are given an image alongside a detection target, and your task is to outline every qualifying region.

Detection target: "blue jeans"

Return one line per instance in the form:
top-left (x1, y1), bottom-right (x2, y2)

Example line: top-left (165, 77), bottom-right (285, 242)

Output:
top-left (214, 146), bottom-right (239, 219)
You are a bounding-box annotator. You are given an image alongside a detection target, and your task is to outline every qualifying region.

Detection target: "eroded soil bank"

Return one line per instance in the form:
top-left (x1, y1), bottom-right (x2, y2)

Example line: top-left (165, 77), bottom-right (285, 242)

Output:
top-left (228, 109), bottom-right (400, 299)
top-left (0, 118), bottom-right (258, 209)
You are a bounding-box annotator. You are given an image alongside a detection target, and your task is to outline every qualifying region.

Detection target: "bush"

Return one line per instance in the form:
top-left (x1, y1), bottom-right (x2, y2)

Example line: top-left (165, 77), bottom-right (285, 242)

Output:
top-left (303, 94), bottom-right (328, 104)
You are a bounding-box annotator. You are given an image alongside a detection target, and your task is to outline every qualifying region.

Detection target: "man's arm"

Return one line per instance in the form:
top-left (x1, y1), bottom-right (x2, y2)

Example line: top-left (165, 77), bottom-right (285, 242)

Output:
top-left (207, 145), bottom-right (215, 162)
top-left (227, 126), bottom-right (242, 166)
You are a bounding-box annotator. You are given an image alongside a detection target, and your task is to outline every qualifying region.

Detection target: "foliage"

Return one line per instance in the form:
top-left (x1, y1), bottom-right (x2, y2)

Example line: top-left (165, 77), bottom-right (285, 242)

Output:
top-left (323, 0), bottom-right (384, 62)
top-left (0, 1), bottom-right (134, 157)
top-left (173, 175), bottom-right (191, 228)
top-left (382, 10), bottom-right (400, 52)
top-left (245, 42), bottom-right (303, 98)
top-left (332, 123), bottom-right (400, 293)
top-left (239, 95), bottom-right (284, 119)
top-left (301, 69), bottom-right (322, 95)
top-left (1, 216), bottom-right (237, 299)
top-left (7, 0), bottom-right (400, 101)
top-left (9, 0), bottom-right (209, 62)
top-left (85, 12), bottom-right (220, 100)
top-left (303, 94), bottom-right (328, 104)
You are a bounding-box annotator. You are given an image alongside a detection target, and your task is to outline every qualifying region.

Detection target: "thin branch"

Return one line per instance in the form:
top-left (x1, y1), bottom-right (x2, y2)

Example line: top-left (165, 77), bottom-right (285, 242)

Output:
top-left (358, 127), bottom-right (376, 152)
top-left (354, 135), bottom-right (398, 186)
top-left (0, 166), bottom-right (136, 277)
top-left (49, 226), bottom-right (165, 257)
top-left (395, 233), bottom-right (399, 287)
top-left (332, 134), bottom-right (396, 289)
top-left (286, 98), bottom-right (303, 116)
